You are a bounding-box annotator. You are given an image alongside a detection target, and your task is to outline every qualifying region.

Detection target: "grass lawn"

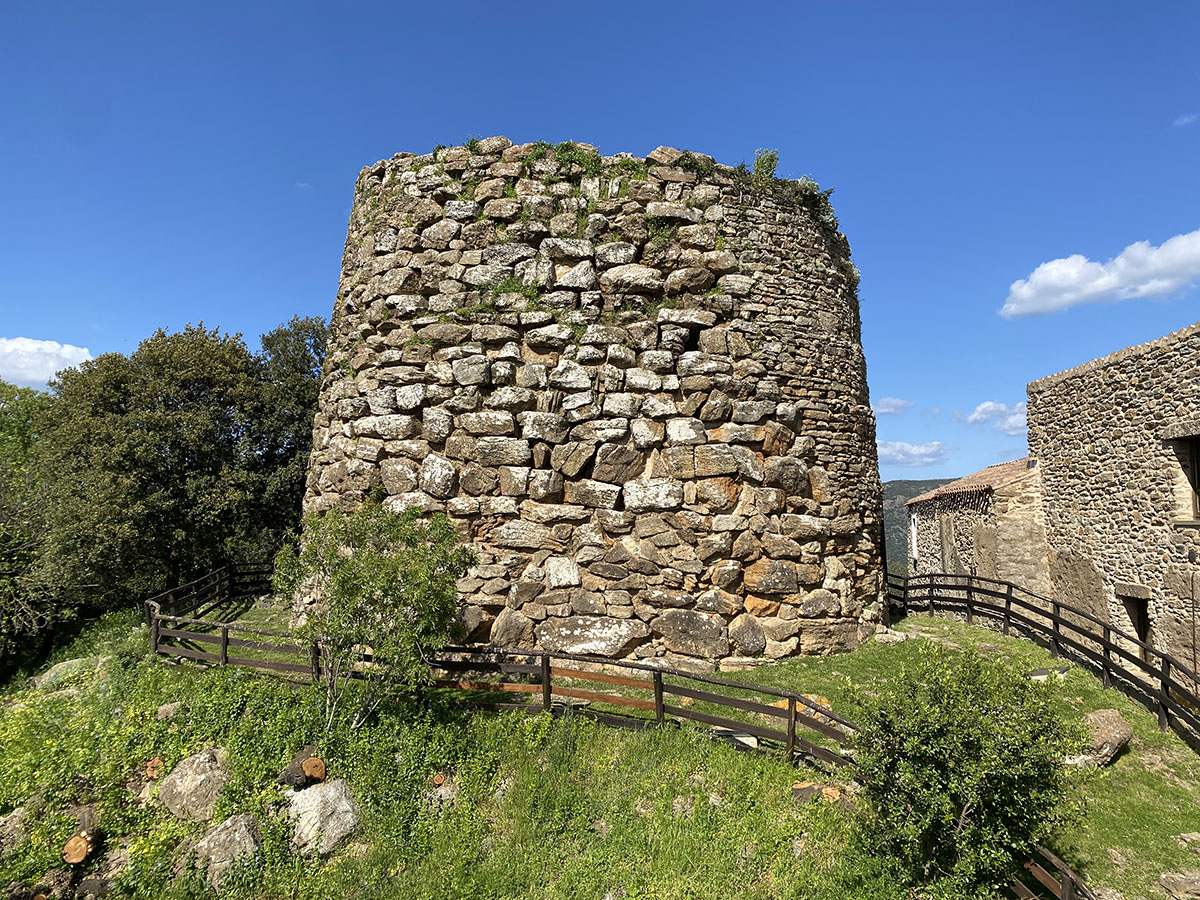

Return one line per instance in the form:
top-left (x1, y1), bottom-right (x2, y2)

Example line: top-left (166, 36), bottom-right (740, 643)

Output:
top-left (725, 615), bottom-right (1200, 899)
top-left (11, 608), bottom-right (1196, 898)
top-left (0, 613), bottom-right (892, 900)
top-left (212, 600), bottom-right (1200, 899)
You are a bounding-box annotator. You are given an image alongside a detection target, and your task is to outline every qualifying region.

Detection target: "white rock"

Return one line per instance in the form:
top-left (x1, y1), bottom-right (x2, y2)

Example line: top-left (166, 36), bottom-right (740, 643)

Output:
top-left (288, 779), bottom-right (359, 856)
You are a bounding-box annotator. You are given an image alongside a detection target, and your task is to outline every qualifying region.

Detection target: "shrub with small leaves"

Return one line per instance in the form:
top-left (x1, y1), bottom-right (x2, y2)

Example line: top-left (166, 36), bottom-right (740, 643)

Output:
top-left (852, 645), bottom-right (1084, 898)
top-left (273, 503), bottom-right (476, 733)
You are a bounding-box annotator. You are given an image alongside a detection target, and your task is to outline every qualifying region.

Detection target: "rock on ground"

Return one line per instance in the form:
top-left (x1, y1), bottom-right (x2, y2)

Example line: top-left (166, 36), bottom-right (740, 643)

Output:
top-left (0, 807), bottom-right (27, 859)
top-left (1161, 872), bottom-right (1200, 899)
top-left (1067, 708), bottom-right (1132, 768)
top-left (160, 748), bottom-right (230, 821)
top-left (191, 814), bottom-right (260, 890)
top-left (287, 779), bottom-right (359, 856)
top-left (29, 656), bottom-right (108, 692)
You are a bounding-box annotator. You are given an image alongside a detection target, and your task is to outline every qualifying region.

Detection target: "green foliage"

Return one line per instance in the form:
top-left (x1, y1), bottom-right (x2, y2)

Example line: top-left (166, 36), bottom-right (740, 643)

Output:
top-left (31, 318), bottom-right (327, 620)
top-left (552, 141), bottom-right (602, 176)
top-left (0, 382), bottom-right (52, 669)
top-left (273, 503), bottom-right (475, 732)
top-left (250, 316), bottom-right (329, 560)
top-left (752, 147), bottom-right (779, 192)
top-left (678, 150), bottom-right (716, 178)
top-left (605, 156), bottom-right (648, 179)
top-left (464, 135), bottom-right (481, 154)
top-left (0, 615), bottom-right (903, 899)
top-left (852, 645), bottom-right (1085, 897)
top-left (644, 215), bottom-right (678, 249)
top-left (733, 149), bottom-right (842, 234)
top-left (488, 275), bottom-right (539, 307)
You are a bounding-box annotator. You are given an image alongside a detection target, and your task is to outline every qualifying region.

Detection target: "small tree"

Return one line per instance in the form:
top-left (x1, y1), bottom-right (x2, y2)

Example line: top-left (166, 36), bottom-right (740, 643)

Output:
top-left (273, 503), bottom-right (475, 733)
top-left (853, 644), bottom-right (1084, 898)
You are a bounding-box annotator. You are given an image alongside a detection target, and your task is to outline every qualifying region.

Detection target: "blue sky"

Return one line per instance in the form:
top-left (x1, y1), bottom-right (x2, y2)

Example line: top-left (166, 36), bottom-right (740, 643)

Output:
top-left (2, 1), bottom-right (1198, 482)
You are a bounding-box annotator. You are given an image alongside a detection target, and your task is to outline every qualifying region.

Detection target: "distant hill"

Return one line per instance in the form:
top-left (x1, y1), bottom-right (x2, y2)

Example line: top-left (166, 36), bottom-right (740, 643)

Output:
top-left (881, 478), bottom-right (955, 575)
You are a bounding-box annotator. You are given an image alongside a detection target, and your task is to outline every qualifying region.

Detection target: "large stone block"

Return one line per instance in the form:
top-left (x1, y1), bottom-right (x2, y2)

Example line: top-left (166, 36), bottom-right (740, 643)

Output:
top-left (652, 609), bottom-right (728, 658)
top-left (536, 616), bottom-right (651, 656)
top-left (624, 479), bottom-right (684, 511)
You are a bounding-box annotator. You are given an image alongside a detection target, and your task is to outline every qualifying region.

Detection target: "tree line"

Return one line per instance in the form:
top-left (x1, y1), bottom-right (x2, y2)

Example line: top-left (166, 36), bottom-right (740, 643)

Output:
top-left (0, 316), bottom-right (327, 673)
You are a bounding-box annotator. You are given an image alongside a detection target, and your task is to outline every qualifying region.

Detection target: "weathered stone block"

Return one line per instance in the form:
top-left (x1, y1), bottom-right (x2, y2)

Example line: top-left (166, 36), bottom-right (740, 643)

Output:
top-left (652, 609), bottom-right (728, 657)
top-left (624, 479), bottom-right (684, 511)
top-left (536, 616), bottom-right (650, 656)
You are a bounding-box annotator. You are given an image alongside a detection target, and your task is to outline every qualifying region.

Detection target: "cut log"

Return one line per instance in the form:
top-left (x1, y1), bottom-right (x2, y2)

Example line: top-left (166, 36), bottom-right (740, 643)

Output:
top-left (62, 828), bottom-right (99, 864)
top-left (791, 781), bottom-right (820, 803)
top-left (300, 756), bottom-right (326, 783)
top-left (146, 757), bottom-right (164, 780)
top-left (277, 745), bottom-right (324, 787)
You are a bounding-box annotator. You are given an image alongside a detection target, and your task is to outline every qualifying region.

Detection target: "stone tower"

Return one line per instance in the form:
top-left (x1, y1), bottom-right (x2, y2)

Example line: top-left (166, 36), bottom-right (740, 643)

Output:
top-left (304, 137), bottom-right (884, 670)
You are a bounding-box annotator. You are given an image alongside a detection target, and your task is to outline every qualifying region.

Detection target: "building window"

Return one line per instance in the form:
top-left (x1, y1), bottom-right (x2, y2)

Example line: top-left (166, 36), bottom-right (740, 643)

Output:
top-left (1175, 438), bottom-right (1200, 520)
top-left (910, 514), bottom-right (919, 564)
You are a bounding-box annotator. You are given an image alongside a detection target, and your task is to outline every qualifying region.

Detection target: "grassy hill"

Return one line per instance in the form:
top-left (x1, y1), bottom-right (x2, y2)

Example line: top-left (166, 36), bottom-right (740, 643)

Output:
top-left (881, 478), bottom-right (954, 575)
top-left (3, 612), bottom-right (1199, 899)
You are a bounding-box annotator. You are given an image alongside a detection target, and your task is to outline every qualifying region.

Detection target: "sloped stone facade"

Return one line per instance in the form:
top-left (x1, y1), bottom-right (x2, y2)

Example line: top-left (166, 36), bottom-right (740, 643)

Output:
top-left (907, 458), bottom-right (1052, 596)
top-left (1028, 322), bottom-right (1200, 674)
top-left (304, 137), bottom-right (884, 669)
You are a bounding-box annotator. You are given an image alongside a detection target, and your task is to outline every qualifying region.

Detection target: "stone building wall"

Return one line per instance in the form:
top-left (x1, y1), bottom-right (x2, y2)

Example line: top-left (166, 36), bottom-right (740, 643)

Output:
top-left (909, 492), bottom-right (990, 577)
top-left (1027, 323), bottom-right (1200, 676)
top-left (906, 461), bottom-right (1052, 596)
top-left (303, 136), bottom-right (885, 671)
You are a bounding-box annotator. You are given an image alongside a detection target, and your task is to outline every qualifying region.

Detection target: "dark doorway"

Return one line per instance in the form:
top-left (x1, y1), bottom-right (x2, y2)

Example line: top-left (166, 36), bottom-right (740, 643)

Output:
top-left (1121, 595), bottom-right (1151, 660)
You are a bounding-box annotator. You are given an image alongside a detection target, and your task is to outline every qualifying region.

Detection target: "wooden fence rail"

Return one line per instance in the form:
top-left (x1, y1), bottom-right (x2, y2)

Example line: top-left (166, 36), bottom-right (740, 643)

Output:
top-left (888, 572), bottom-right (1200, 743)
top-left (145, 564), bottom-right (1096, 899)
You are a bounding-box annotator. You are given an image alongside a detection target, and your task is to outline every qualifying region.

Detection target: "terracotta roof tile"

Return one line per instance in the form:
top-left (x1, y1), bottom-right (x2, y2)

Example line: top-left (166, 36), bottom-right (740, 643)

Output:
top-left (906, 456), bottom-right (1035, 506)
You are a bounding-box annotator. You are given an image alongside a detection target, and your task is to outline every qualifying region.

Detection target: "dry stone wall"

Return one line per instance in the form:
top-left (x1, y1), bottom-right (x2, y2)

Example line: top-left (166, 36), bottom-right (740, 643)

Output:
top-left (908, 468), bottom-right (1051, 596)
top-left (1028, 323), bottom-right (1200, 670)
top-left (304, 137), bottom-right (884, 670)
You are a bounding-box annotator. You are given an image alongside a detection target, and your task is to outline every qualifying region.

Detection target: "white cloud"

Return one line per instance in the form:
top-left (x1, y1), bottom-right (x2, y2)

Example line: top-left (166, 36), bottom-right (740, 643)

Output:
top-left (877, 440), bottom-right (948, 467)
top-left (1000, 228), bottom-right (1200, 317)
top-left (872, 396), bottom-right (914, 415)
top-left (0, 337), bottom-right (92, 388)
top-left (966, 400), bottom-right (1027, 436)
top-left (1174, 113), bottom-right (1198, 127)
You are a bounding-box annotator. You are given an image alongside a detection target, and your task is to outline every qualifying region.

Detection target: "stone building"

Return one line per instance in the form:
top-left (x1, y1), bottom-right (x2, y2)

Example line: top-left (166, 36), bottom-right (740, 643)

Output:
top-left (303, 137), bottom-right (885, 670)
top-left (906, 456), bottom-right (1051, 595)
top-left (1028, 322), bottom-right (1200, 674)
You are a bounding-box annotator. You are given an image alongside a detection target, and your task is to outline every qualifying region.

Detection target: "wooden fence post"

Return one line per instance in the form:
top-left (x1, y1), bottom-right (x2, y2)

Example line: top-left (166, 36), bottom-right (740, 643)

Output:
top-left (965, 577), bottom-right (974, 625)
top-left (653, 671), bottom-right (664, 725)
top-left (901, 577), bottom-right (909, 617)
top-left (785, 698), bottom-right (797, 763)
top-left (220, 626), bottom-right (229, 666)
top-left (1003, 584), bottom-right (1013, 636)
top-left (1101, 625), bottom-right (1111, 688)
top-left (1062, 871), bottom-right (1076, 900)
top-left (541, 655), bottom-right (552, 712)
top-left (928, 578), bottom-right (935, 617)
top-left (1160, 656), bottom-right (1172, 732)
top-left (151, 614), bottom-right (160, 654)
top-left (1050, 602), bottom-right (1061, 659)
top-left (310, 641), bottom-right (321, 683)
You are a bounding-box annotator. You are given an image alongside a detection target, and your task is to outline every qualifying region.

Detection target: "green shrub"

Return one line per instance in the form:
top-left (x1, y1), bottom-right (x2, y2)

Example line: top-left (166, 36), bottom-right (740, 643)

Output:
top-left (852, 645), bottom-right (1084, 897)
top-left (752, 148), bottom-right (779, 192)
top-left (273, 503), bottom-right (475, 733)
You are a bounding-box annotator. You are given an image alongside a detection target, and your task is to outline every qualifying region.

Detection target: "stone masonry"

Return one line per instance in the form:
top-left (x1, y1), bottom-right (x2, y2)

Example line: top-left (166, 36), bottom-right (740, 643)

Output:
top-left (1028, 322), bottom-right (1200, 678)
top-left (303, 137), bottom-right (885, 670)
top-left (907, 457), bottom-right (1052, 597)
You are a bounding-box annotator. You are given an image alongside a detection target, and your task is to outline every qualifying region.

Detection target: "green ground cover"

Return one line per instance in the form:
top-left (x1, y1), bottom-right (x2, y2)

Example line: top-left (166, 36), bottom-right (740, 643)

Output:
top-left (2, 611), bottom-right (1196, 898)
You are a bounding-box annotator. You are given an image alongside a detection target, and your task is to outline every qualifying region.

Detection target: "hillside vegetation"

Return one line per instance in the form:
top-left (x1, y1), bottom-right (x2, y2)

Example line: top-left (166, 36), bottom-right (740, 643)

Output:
top-left (881, 479), bottom-right (953, 574)
top-left (2, 613), bottom-right (1197, 899)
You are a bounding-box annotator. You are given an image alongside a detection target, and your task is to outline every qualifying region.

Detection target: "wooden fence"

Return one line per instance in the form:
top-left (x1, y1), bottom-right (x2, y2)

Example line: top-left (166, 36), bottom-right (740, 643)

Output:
top-left (888, 571), bottom-right (1200, 743)
top-left (145, 565), bottom-right (1096, 899)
